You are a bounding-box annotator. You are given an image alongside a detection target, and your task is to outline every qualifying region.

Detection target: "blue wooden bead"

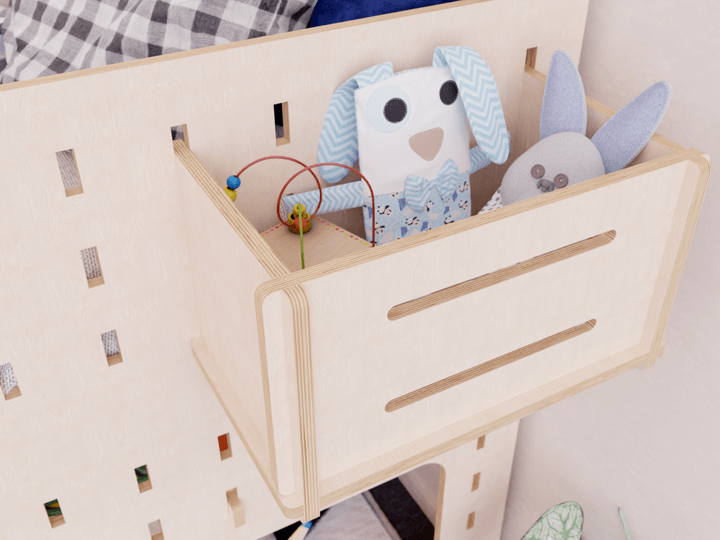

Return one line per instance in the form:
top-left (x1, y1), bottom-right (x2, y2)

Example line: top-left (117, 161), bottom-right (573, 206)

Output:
top-left (227, 175), bottom-right (241, 190)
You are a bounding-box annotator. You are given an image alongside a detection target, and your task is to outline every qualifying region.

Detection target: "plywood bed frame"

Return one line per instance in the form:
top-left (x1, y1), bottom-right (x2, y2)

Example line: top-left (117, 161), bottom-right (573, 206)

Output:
top-left (0, 0), bottom-right (709, 538)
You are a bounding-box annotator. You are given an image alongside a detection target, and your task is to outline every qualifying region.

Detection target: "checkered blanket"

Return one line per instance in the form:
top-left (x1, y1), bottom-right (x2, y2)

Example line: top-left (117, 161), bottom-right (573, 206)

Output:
top-left (0, 0), bottom-right (316, 83)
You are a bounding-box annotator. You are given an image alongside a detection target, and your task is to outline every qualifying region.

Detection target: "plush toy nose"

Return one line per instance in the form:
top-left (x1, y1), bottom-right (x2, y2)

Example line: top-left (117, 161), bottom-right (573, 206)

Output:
top-left (537, 179), bottom-right (555, 192)
top-left (409, 128), bottom-right (444, 161)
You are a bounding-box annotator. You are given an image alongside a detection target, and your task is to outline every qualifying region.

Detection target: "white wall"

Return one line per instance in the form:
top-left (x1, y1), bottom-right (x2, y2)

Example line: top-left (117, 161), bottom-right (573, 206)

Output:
top-left (501, 1), bottom-right (720, 539)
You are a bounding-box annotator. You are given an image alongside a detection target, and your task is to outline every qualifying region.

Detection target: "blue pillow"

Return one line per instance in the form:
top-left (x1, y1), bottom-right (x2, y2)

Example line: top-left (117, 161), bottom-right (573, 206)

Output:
top-left (310, 0), bottom-right (456, 27)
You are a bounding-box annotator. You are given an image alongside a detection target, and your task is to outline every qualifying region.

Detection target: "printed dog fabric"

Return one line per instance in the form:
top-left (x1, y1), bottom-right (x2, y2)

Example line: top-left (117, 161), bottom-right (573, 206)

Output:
top-left (0, 0), bottom-right (317, 83)
top-left (363, 174), bottom-right (471, 245)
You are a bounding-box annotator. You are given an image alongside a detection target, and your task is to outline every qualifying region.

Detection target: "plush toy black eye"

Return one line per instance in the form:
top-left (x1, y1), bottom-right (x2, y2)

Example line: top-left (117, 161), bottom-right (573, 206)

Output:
top-left (554, 174), bottom-right (569, 188)
top-left (384, 98), bottom-right (408, 123)
top-left (531, 164), bottom-right (545, 179)
top-left (440, 80), bottom-right (459, 105)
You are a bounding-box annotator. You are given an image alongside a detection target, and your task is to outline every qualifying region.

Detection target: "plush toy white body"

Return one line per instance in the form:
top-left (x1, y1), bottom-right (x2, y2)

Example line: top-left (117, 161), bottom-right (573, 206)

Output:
top-left (354, 65), bottom-right (472, 197)
top-left (283, 46), bottom-right (511, 244)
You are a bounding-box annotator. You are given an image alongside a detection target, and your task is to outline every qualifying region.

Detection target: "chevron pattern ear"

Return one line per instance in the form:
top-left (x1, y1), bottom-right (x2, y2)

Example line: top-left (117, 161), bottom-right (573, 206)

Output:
top-left (281, 181), bottom-right (364, 216)
top-left (433, 46), bottom-right (510, 164)
top-left (317, 62), bottom-right (393, 183)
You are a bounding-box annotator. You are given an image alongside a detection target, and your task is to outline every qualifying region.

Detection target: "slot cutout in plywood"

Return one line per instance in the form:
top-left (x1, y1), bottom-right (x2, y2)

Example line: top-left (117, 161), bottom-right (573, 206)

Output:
top-left (218, 433), bottom-right (232, 461)
top-left (44, 499), bottom-right (65, 528)
top-left (274, 102), bottom-right (290, 146)
top-left (102, 330), bottom-right (122, 366)
top-left (80, 247), bottom-right (104, 288)
top-left (226, 488), bottom-right (245, 528)
top-left (0, 363), bottom-right (21, 400)
top-left (56, 149), bottom-right (83, 197)
top-left (386, 320), bottom-right (597, 412)
top-left (135, 465), bottom-right (152, 493)
top-left (171, 124), bottom-right (188, 146)
top-left (476, 436), bottom-right (485, 450)
top-left (471, 472), bottom-right (480, 492)
top-left (466, 511), bottom-right (475, 530)
top-left (525, 47), bottom-right (538, 69)
top-left (388, 231), bottom-right (616, 321)
top-left (149, 519), bottom-right (164, 540)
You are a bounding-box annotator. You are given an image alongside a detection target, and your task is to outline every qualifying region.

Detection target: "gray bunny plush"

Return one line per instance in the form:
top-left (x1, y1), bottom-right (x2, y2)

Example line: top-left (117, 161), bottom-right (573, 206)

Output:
top-left (479, 50), bottom-right (671, 213)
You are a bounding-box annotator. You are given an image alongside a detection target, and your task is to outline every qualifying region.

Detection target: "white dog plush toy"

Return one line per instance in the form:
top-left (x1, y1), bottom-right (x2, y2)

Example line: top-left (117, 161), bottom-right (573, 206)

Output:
top-left (282, 46), bottom-right (511, 245)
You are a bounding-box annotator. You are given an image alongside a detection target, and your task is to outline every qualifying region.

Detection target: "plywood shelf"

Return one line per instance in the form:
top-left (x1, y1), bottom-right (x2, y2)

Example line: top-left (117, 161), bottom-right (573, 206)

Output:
top-left (261, 218), bottom-right (371, 272)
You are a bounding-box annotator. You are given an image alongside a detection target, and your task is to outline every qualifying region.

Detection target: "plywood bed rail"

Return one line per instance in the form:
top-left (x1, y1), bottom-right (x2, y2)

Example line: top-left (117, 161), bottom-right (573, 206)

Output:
top-left (387, 230), bottom-right (616, 321)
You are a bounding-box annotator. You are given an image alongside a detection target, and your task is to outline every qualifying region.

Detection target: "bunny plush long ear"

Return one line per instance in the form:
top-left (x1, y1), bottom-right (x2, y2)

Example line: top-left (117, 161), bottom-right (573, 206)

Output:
top-left (591, 81), bottom-right (671, 173)
top-left (433, 46), bottom-right (510, 164)
top-left (540, 50), bottom-right (587, 139)
top-left (317, 62), bottom-right (394, 183)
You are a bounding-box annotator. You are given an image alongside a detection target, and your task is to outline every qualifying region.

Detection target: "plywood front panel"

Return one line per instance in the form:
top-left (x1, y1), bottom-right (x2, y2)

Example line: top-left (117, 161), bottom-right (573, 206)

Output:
top-left (302, 159), bottom-right (688, 481)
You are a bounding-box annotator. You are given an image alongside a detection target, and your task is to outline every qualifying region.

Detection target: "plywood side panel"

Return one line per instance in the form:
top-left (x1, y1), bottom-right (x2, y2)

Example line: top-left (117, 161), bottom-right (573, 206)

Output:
top-left (176, 148), bottom-right (276, 474)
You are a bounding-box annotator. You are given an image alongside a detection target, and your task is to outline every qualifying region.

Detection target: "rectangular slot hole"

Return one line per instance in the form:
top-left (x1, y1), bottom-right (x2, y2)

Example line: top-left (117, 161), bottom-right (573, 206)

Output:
top-left (274, 102), bottom-right (290, 146)
top-left (388, 230), bottom-right (616, 321)
top-left (471, 472), bottom-right (481, 492)
top-left (386, 320), bottom-right (597, 412)
top-left (467, 511), bottom-right (476, 530)
top-left (81, 247), bottom-right (104, 288)
top-left (219, 433), bottom-right (232, 461)
top-left (476, 435), bottom-right (485, 450)
top-left (135, 464), bottom-right (152, 493)
top-left (226, 488), bottom-right (245, 528)
top-left (102, 330), bottom-right (122, 366)
top-left (57, 149), bottom-right (83, 197)
top-left (149, 519), bottom-right (164, 540)
top-left (44, 499), bottom-right (65, 528)
top-left (171, 124), bottom-right (188, 147)
top-left (1, 363), bottom-right (21, 400)
top-left (525, 47), bottom-right (537, 69)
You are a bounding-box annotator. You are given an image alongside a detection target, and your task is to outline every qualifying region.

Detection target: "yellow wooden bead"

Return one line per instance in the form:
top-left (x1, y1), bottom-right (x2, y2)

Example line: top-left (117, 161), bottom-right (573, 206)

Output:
top-left (224, 187), bottom-right (237, 201)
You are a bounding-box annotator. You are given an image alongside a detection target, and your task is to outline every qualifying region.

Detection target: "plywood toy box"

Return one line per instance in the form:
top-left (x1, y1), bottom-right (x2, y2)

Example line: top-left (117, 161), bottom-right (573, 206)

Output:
top-left (0, 0), bottom-right (709, 538)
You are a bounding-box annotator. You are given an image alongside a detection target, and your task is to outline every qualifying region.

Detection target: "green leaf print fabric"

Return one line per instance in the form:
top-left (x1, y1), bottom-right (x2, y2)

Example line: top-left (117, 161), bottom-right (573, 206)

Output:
top-left (521, 501), bottom-right (583, 540)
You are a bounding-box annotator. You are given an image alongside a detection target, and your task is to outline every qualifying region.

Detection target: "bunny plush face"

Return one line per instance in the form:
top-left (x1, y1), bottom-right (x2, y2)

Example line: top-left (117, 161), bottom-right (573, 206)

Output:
top-left (501, 132), bottom-right (605, 206)
top-left (354, 66), bottom-right (471, 196)
top-left (490, 50), bottom-right (670, 211)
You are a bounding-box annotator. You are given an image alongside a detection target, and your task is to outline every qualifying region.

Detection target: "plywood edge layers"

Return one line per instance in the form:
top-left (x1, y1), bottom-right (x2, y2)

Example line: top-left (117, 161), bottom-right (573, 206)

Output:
top-left (386, 320), bottom-right (597, 412)
top-left (387, 231), bottom-right (615, 320)
top-left (641, 154), bottom-right (711, 368)
top-left (255, 149), bottom-right (705, 299)
top-left (173, 140), bottom-right (289, 278)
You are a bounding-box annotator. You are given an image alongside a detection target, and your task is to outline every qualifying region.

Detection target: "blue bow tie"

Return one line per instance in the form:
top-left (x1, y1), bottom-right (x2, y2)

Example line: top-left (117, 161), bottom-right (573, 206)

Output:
top-left (405, 159), bottom-right (461, 212)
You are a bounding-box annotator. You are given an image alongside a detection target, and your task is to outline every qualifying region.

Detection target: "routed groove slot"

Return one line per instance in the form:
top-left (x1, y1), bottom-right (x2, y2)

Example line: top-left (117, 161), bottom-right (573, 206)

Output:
top-left (385, 319), bottom-right (596, 412)
top-left (388, 230), bottom-right (616, 321)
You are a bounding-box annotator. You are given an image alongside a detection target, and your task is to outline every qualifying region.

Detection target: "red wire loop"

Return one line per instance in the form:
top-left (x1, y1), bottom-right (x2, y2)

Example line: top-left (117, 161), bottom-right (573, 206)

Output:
top-left (279, 163), bottom-right (376, 247)
top-left (234, 156), bottom-right (323, 224)
top-left (233, 157), bottom-right (376, 247)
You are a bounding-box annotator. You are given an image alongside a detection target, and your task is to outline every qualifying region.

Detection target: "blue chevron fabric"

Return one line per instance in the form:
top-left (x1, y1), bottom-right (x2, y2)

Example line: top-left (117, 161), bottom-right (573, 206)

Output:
top-left (433, 46), bottom-right (510, 165)
top-left (470, 145), bottom-right (491, 174)
top-left (405, 159), bottom-right (461, 212)
top-left (317, 62), bottom-right (394, 183)
top-left (281, 181), bottom-right (365, 217)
